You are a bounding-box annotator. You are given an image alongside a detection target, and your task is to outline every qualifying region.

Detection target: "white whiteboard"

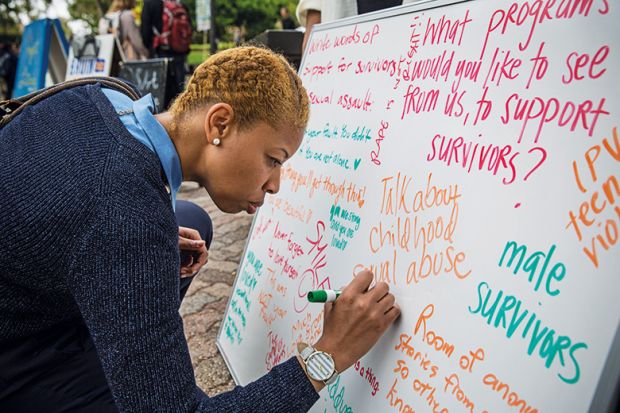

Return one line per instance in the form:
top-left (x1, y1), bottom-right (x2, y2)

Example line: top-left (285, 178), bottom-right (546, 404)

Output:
top-left (217, 1), bottom-right (620, 412)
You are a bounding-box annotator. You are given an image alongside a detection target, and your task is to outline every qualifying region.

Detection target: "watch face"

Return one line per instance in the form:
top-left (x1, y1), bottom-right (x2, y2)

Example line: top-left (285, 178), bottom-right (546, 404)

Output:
top-left (306, 351), bottom-right (335, 381)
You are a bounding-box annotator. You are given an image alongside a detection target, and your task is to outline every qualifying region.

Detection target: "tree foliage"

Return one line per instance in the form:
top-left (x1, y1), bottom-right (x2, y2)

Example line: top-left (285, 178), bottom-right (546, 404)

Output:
top-left (212, 0), bottom-right (293, 41)
top-left (67, 0), bottom-right (109, 32)
top-left (65, 0), bottom-right (298, 41)
top-left (0, 0), bottom-right (49, 38)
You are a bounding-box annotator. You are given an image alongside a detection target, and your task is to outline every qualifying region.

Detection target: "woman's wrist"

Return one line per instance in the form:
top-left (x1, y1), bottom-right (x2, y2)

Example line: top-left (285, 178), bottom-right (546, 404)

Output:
top-left (295, 353), bottom-right (325, 393)
top-left (313, 337), bottom-right (350, 373)
top-left (295, 338), bottom-right (352, 394)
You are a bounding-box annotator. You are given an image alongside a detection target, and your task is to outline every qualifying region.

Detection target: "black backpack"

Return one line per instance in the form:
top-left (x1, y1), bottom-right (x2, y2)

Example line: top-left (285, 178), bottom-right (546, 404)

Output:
top-left (0, 76), bottom-right (141, 129)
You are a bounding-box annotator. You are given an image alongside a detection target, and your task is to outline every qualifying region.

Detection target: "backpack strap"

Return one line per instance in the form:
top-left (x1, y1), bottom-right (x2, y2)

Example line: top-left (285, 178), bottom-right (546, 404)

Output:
top-left (0, 76), bottom-right (141, 129)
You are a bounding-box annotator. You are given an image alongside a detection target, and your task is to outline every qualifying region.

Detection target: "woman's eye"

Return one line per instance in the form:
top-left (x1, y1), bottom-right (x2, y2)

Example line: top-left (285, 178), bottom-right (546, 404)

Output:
top-left (270, 157), bottom-right (283, 167)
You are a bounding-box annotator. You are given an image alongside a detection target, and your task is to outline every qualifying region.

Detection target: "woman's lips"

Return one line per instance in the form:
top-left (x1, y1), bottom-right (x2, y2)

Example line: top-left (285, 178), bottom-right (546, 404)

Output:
top-left (247, 201), bottom-right (263, 214)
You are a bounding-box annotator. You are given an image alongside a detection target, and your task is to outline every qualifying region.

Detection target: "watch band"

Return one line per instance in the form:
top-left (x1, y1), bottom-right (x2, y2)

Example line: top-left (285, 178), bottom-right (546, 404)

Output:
top-left (324, 369), bottom-right (339, 385)
top-left (298, 342), bottom-right (315, 361)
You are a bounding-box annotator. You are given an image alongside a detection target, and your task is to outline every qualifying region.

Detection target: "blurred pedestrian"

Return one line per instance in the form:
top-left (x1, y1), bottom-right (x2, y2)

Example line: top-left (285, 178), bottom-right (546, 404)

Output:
top-left (280, 5), bottom-right (297, 29)
top-left (0, 42), bottom-right (18, 99)
top-left (141, 0), bottom-right (192, 97)
top-left (99, 0), bottom-right (149, 61)
top-left (232, 26), bottom-right (242, 46)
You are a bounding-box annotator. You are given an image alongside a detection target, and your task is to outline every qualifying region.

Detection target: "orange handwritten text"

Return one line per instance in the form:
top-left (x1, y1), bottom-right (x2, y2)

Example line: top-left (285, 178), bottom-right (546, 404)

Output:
top-left (363, 172), bottom-right (471, 285)
top-left (566, 126), bottom-right (619, 268)
top-left (415, 304), bottom-right (455, 358)
top-left (443, 373), bottom-right (476, 413)
top-left (281, 164), bottom-right (367, 208)
top-left (394, 332), bottom-right (439, 378)
top-left (482, 373), bottom-right (539, 413)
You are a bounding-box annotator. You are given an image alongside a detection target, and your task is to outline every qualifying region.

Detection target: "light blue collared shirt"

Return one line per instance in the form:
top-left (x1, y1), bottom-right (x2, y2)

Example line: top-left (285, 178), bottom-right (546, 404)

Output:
top-left (102, 88), bottom-right (183, 210)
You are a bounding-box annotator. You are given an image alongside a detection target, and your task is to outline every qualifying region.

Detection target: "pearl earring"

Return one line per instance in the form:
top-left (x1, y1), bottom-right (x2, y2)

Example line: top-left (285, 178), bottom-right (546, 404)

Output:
top-left (213, 138), bottom-right (221, 146)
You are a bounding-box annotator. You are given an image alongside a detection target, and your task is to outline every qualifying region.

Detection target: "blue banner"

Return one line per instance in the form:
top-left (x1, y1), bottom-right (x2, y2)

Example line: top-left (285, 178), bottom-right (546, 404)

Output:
top-left (13, 19), bottom-right (68, 98)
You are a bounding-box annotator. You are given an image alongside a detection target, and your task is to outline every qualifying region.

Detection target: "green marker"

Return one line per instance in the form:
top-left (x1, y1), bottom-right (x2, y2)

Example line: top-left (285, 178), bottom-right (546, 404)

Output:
top-left (307, 289), bottom-right (342, 303)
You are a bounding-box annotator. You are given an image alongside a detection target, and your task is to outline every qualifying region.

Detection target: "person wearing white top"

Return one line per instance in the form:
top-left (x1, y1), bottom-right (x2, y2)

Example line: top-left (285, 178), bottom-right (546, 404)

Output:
top-left (98, 0), bottom-right (148, 61)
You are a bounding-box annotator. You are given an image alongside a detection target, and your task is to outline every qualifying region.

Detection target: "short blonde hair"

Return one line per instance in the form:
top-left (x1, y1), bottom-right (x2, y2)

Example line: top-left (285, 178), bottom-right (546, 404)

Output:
top-left (170, 46), bottom-right (309, 131)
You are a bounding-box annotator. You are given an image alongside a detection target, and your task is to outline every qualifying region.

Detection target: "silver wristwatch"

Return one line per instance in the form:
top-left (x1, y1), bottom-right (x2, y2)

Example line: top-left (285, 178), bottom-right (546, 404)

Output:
top-left (297, 342), bottom-right (339, 385)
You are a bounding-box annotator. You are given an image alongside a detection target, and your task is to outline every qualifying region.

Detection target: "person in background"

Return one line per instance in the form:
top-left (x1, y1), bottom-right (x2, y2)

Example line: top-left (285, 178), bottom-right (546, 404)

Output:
top-left (141, 0), bottom-right (191, 98)
top-left (0, 41), bottom-right (18, 99)
top-left (232, 26), bottom-right (243, 46)
top-left (0, 46), bottom-right (400, 412)
top-left (297, 0), bottom-right (411, 51)
top-left (98, 0), bottom-right (149, 61)
top-left (280, 5), bottom-right (297, 30)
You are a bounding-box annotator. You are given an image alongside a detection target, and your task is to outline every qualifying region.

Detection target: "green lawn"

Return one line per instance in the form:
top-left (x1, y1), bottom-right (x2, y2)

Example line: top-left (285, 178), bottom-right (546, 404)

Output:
top-left (188, 42), bottom-right (237, 67)
top-left (187, 44), bottom-right (211, 66)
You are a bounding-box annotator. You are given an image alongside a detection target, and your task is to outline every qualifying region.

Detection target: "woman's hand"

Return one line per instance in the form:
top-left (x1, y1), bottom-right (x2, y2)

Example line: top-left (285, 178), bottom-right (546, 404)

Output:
top-left (301, 270), bottom-right (400, 391)
top-left (178, 226), bottom-right (208, 277)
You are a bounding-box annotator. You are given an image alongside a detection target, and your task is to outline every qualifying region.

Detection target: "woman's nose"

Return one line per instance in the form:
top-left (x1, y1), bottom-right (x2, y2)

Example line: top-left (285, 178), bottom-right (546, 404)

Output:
top-left (264, 169), bottom-right (281, 194)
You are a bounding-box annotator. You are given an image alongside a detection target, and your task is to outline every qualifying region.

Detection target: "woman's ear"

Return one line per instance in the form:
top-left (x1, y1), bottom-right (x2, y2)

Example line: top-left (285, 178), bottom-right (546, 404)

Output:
top-left (203, 103), bottom-right (234, 146)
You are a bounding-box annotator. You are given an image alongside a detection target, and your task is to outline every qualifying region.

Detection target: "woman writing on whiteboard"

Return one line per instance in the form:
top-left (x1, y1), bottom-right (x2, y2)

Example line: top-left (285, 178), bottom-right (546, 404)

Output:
top-left (0, 46), bottom-right (400, 412)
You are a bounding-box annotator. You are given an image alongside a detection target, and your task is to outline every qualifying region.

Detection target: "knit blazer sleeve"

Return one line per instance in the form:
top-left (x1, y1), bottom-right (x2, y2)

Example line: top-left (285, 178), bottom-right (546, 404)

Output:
top-left (66, 142), bottom-right (319, 412)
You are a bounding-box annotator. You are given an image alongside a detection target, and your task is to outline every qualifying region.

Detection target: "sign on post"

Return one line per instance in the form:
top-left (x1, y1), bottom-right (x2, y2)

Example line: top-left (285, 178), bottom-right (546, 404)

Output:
top-left (196, 0), bottom-right (211, 32)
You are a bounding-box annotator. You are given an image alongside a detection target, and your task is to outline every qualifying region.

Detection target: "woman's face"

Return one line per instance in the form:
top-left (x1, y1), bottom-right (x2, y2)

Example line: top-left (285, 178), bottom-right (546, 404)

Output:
top-left (200, 121), bottom-right (304, 214)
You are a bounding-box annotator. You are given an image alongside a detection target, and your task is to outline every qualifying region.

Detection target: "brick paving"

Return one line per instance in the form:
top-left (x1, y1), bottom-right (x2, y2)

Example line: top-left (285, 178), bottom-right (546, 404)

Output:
top-left (178, 183), bottom-right (253, 396)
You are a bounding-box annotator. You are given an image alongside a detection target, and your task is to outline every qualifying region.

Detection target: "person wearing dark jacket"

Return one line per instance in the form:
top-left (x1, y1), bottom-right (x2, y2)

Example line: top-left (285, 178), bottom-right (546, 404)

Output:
top-left (0, 42), bottom-right (18, 99)
top-left (141, 0), bottom-right (189, 100)
top-left (140, 0), bottom-right (162, 57)
top-left (0, 46), bottom-right (400, 412)
top-left (280, 6), bottom-right (297, 29)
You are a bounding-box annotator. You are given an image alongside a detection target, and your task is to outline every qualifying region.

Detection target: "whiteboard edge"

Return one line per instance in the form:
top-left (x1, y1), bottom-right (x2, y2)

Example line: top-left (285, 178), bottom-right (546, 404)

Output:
top-left (588, 318), bottom-right (620, 413)
top-left (215, 210), bottom-right (261, 386)
top-left (216, 336), bottom-right (242, 385)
